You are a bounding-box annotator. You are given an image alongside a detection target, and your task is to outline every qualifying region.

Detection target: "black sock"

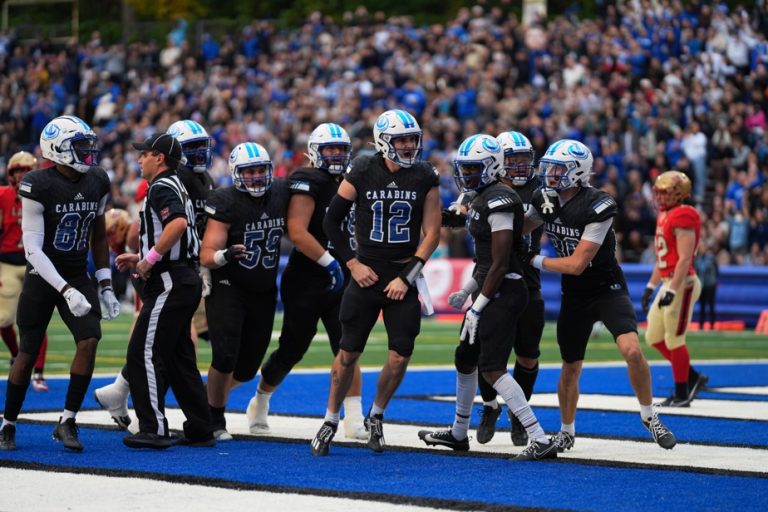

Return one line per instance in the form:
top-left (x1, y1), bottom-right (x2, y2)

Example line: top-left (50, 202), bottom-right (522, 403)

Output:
top-left (478, 374), bottom-right (497, 403)
top-left (3, 381), bottom-right (30, 422)
top-left (209, 405), bottom-right (225, 426)
top-left (65, 373), bottom-right (93, 413)
top-left (675, 382), bottom-right (689, 400)
top-left (513, 361), bottom-right (539, 401)
top-left (120, 364), bottom-right (129, 380)
top-left (688, 367), bottom-right (700, 386)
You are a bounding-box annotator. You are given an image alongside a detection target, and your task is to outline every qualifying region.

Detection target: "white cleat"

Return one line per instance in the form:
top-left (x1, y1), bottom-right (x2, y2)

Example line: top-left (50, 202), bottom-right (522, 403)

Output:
top-left (94, 384), bottom-right (131, 431)
top-left (343, 417), bottom-right (368, 440)
top-left (246, 396), bottom-right (271, 435)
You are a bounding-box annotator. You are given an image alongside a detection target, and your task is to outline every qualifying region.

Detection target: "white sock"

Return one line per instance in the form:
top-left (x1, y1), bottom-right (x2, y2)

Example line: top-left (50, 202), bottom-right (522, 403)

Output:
top-left (343, 396), bottom-right (363, 421)
top-left (115, 373), bottom-right (130, 396)
top-left (561, 422), bottom-right (575, 435)
top-left (493, 373), bottom-right (548, 444)
top-left (61, 409), bottom-right (76, 421)
top-left (1, 419), bottom-right (16, 428)
top-left (451, 369), bottom-right (477, 440)
top-left (640, 404), bottom-right (654, 422)
top-left (324, 409), bottom-right (340, 425)
top-left (370, 402), bottom-right (385, 417)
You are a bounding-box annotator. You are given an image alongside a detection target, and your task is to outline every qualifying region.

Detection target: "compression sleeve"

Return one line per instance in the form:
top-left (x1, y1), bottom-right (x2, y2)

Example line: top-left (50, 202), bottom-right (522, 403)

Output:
top-left (322, 194), bottom-right (355, 263)
top-left (21, 197), bottom-right (68, 293)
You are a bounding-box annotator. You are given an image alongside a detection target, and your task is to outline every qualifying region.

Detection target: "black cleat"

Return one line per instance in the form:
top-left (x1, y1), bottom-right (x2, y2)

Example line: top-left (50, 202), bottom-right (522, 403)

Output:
top-left (364, 414), bottom-right (385, 453)
top-left (643, 413), bottom-right (677, 449)
top-left (0, 424), bottom-right (16, 450)
top-left (658, 395), bottom-right (691, 408)
top-left (418, 429), bottom-right (470, 451)
top-left (508, 410), bottom-right (529, 447)
top-left (310, 421), bottom-right (337, 456)
top-left (476, 405), bottom-right (501, 444)
top-left (551, 431), bottom-right (575, 452)
top-left (688, 374), bottom-right (709, 401)
top-left (53, 417), bottom-right (83, 452)
top-left (513, 439), bottom-right (558, 461)
top-left (123, 432), bottom-right (173, 450)
top-left (173, 435), bottom-right (215, 447)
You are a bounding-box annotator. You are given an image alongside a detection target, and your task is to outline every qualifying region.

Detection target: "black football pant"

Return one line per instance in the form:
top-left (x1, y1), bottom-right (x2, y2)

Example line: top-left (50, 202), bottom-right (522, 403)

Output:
top-left (126, 265), bottom-right (212, 441)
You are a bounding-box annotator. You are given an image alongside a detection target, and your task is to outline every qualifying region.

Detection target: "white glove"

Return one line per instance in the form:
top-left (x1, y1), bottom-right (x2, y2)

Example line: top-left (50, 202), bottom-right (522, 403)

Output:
top-left (448, 289), bottom-right (471, 309)
top-left (199, 266), bottom-right (212, 298)
top-left (459, 293), bottom-right (490, 346)
top-left (100, 286), bottom-right (121, 320)
top-left (63, 287), bottom-right (92, 317)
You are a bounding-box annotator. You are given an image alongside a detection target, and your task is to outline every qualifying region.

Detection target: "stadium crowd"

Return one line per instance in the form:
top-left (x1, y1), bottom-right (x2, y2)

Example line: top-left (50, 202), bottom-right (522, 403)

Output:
top-left (1, 0), bottom-right (767, 266)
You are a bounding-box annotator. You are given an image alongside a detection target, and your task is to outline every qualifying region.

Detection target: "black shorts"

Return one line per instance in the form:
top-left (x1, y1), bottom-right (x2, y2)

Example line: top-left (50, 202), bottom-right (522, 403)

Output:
top-left (338, 258), bottom-right (420, 357)
top-left (206, 281), bottom-right (277, 382)
top-left (456, 278), bottom-right (528, 373)
top-left (557, 286), bottom-right (638, 363)
top-left (17, 272), bottom-right (101, 353)
top-left (514, 287), bottom-right (544, 359)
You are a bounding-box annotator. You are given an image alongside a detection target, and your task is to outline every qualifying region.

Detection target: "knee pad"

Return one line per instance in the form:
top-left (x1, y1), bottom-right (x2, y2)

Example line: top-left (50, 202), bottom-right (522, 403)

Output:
top-left (454, 344), bottom-right (478, 373)
top-left (210, 340), bottom-right (238, 375)
top-left (260, 350), bottom-right (300, 388)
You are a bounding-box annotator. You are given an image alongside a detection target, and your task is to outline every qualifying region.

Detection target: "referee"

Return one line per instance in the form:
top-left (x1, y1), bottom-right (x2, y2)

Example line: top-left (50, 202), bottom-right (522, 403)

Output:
top-left (116, 133), bottom-right (213, 449)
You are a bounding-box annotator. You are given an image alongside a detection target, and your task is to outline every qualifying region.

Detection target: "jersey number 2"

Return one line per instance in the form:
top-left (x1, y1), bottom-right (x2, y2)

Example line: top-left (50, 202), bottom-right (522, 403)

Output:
top-left (370, 200), bottom-right (411, 243)
top-left (53, 212), bottom-right (96, 251)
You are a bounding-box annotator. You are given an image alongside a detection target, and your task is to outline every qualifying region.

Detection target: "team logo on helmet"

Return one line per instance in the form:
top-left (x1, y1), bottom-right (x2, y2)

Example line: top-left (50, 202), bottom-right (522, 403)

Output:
top-left (482, 137), bottom-right (501, 153)
top-left (568, 143), bottom-right (589, 159)
top-left (42, 123), bottom-right (60, 140)
top-left (375, 116), bottom-right (389, 131)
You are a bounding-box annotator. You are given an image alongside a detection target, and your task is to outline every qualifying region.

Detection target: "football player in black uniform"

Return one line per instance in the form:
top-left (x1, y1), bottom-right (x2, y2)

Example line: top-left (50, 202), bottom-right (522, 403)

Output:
top-left (200, 142), bottom-right (290, 441)
top-left (417, 134), bottom-right (556, 461)
top-left (94, 120), bottom-right (215, 430)
top-left (311, 109), bottom-right (441, 456)
top-left (525, 139), bottom-right (676, 450)
top-left (0, 116), bottom-right (118, 451)
top-left (248, 123), bottom-right (366, 439)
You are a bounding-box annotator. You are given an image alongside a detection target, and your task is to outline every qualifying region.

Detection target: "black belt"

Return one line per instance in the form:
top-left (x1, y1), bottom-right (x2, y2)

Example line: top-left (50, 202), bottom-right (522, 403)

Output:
top-left (152, 260), bottom-right (198, 272)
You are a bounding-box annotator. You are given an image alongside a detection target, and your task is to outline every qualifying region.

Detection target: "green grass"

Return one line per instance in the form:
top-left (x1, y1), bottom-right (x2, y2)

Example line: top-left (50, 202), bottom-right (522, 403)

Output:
top-left (3, 313), bottom-right (768, 375)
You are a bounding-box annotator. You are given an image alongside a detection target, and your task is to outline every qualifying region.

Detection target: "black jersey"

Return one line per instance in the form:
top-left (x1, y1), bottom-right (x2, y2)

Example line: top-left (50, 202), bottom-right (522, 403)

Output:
top-left (514, 179), bottom-right (543, 290)
top-left (205, 179), bottom-right (289, 293)
top-left (467, 182), bottom-right (525, 288)
top-left (287, 167), bottom-right (355, 277)
top-left (531, 186), bottom-right (623, 295)
top-left (345, 154), bottom-right (438, 261)
top-left (177, 167), bottom-right (214, 240)
top-left (18, 167), bottom-right (110, 279)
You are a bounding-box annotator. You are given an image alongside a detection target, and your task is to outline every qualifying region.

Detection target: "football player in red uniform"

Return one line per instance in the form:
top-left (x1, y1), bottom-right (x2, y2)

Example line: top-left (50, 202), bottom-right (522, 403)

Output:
top-left (0, 152), bottom-right (50, 391)
top-left (643, 170), bottom-right (708, 407)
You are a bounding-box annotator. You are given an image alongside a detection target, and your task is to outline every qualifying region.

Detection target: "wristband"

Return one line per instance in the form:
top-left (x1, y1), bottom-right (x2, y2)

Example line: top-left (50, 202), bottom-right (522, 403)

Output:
top-left (145, 247), bottom-right (163, 265)
top-left (317, 250), bottom-right (335, 267)
top-left (95, 268), bottom-right (111, 283)
top-left (213, 249), bottom-right (228, 267)
top-left (471, 293), bottom-right (490, 313)
top-left (532, 255), bottom-right (546, 270)
top-left (398, 256), bottom-right (425, 285)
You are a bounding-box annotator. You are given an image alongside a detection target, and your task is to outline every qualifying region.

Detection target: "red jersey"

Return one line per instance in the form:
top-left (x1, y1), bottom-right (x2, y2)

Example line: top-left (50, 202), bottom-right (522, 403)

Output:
top-left (654, 204), bottom-right (701, 278)
top-left (0, 185), bottom-right (23, 254)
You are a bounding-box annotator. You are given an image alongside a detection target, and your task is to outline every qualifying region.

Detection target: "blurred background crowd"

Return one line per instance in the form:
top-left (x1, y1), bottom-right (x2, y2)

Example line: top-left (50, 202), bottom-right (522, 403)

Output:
top-left (1, 0), bottom-right (767, 265)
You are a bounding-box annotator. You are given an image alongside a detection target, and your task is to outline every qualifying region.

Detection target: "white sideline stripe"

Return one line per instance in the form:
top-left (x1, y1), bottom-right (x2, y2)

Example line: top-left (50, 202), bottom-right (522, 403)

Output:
top-left (430, 394), bottom-right (768, 421)
top-left (21, 410), bottom-right (768, 475)
top-left (0, 469), bottom-right (451, 512)
top-left (710, 386), bottom-right (768, 396)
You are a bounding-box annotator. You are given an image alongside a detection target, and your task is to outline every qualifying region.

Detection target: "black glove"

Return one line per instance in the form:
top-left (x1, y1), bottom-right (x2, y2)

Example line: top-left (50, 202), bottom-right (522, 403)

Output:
top-left (658, 289), bottom-right (675, 308)
top-left (641, 286), bottom-right (654, 313)
top-left (441, 208), bottom-right (467, 228)
top-left (223, 245), bottom-right (248, 263)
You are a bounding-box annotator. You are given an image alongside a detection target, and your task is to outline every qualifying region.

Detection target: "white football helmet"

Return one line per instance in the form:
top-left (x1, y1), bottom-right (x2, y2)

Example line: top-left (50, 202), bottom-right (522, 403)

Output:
top-left (538, 139), bottom-right (594, 191)
top-left (453, 134), bottom-right (504, 192)
top-left (229, 142), bottom-right (272, 197)
top-left (39, 115), bottom-right (99, 173)
top-left (496, 131), bottom-right (535, 186)
top-left (307, 123), bottom-right (351, 174)
top-left (373, 109), bottom-right (422, 167)
top-left (167, 120), bottom-right (212, 173)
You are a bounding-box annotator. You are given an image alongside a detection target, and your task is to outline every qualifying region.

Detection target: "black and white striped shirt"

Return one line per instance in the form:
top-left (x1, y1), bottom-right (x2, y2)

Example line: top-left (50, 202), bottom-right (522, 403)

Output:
top-left (139, 171), bottom-right (200, 262)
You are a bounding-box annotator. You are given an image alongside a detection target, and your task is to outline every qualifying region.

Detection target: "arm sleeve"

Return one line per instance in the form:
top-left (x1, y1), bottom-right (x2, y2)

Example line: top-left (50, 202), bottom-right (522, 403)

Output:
top-left (323, 194), bottom-right (355, 263)
top-left (581, 218), bottom-right (614, 245)
top-left (97, 193), bottom-right (109, 215)
top-left (525, 207), bottom-right (544, 227)
top-left (488, 212), bottom-right (515, 232)
top-left (21, 197), bottom-right (68, 293)
top-left (149, 184), bottom-right (187, 226)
